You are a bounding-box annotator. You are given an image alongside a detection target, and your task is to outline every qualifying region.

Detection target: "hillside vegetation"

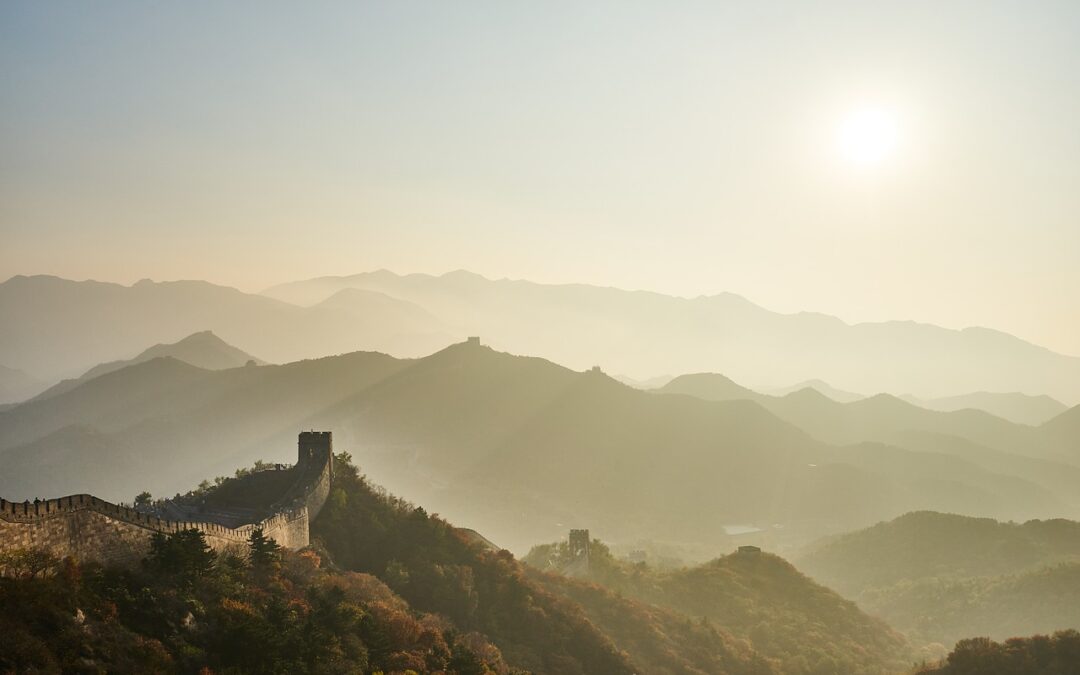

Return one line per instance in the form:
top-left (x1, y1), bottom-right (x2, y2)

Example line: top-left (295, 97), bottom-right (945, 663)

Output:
top-left (1, 520), bottom-right (511, 673)
top-left (3, 455), bottom-right (795, 674)
top-left (310, 454), bottom-right (797, 674)
top-left (524, 538), bottom-right (917, 674)
top-left (916, 630), bottom-right (1080, 675)
top-left (797, 511), bottom-right (1080, 646)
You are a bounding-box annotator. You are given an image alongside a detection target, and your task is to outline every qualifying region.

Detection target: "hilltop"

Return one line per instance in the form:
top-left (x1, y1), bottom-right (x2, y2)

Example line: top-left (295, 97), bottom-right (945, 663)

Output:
top-left (760, 379), bottom-right (865, 403)
top-left (32, 330), bottom-right (265, 401)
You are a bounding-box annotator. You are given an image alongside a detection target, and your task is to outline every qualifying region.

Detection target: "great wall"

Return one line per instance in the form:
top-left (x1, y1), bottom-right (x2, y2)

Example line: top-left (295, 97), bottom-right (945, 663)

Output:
top-left (0, 431), bottom-right (334, 567)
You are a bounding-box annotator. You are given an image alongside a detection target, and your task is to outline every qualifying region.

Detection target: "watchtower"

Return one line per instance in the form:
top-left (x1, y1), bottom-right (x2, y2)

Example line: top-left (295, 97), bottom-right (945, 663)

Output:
top-left (298, 431), bottom-right (333, 466)
top-left (569, 529), bottom-right (591, 560)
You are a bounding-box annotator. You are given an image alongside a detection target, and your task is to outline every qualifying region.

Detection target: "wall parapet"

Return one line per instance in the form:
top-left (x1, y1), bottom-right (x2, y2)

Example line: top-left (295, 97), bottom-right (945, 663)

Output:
top-left (0, 431), bottom-right (335, 567)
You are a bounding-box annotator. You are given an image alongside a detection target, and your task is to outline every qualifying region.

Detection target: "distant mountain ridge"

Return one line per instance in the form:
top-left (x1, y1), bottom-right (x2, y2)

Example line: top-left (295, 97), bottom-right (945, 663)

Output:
top-left (0, 274), bottom-right (456, 381)
top-left (263, 269), bottom-right (1080, 405)
top-left (901, 391), bottom-right (1068, 426)
top-left (32, 330), bottom-right (264, 401)
top-left (761, 379), bottom-right (864, 403)
top-left (659, 372), bottom-right (1079, 465)
top-left (3, 271), bottom-right (1076, 403)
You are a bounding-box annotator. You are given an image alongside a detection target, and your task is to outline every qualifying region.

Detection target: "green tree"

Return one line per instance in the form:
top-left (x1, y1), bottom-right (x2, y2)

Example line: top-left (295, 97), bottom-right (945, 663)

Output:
top-left (146, 528), bottom-right (217, 585)
top-left (248, 527), bottom-right (281, 569)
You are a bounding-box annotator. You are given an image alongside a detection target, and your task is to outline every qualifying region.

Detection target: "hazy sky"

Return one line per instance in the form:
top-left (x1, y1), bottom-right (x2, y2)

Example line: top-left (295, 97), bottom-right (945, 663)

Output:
top-left (2, 1), bottom-right (1078, 355)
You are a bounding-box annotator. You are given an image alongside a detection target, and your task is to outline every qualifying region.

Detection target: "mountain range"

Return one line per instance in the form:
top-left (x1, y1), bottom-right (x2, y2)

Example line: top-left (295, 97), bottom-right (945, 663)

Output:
top-left (2, 339), bottom-right (1077, 554)
top-left (901, 391), bottom-right (1069, 426)
top-left (0, 274), bottom-right (455, 389)
top-left (31, 330), bottom-right (264, 401)
top-left (263, 269), bottom-right (1080, 404)
top-left (3, 270), bottom-right (1078, 406)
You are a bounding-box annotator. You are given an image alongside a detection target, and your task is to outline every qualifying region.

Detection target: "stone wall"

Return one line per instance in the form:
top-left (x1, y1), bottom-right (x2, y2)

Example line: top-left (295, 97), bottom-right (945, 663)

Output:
top-left (0, 432), bottom-right (335, 567)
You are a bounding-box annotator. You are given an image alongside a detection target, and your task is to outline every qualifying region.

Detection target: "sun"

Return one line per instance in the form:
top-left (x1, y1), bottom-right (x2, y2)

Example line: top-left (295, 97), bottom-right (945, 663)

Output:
top-left (835, 105), bottom-right (900, 168)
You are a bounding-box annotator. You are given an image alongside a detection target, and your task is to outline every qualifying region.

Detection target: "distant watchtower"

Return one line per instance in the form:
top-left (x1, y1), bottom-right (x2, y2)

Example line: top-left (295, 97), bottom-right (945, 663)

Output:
top-left (298, 431), bottom-right (333, 466)
top-left (569, 529), bottom-right (591, 561)
top-left (466, 336), bottom-right (481, 346)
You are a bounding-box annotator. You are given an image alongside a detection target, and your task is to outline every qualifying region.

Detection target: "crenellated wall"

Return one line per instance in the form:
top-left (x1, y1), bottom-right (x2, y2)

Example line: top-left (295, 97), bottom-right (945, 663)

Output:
top-left (0, 431), bottom-right (334, 567)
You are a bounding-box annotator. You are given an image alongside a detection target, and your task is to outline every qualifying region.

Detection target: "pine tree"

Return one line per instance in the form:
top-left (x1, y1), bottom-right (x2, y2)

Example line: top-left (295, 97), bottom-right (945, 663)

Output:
top-left (248, 527), bottom-right (281, 569)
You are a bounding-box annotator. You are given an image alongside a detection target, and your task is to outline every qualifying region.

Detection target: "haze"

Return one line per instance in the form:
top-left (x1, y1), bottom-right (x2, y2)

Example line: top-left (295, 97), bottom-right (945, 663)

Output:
top-left (4, 4), bottom-right (1080, 673)
top-left (2, 1), bottom-right (1079, 356)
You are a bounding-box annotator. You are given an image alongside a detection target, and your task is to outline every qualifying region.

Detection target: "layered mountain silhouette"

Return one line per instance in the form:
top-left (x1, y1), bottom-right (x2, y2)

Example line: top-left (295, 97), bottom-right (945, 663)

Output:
top-left (263, 269), bottom-right (1080, 404)
top-left (761, 379), bottom-right (865, 403)
top-left (32, 330), bottom-right (264, 401)
top-left (2, 340), bottom-right (1077, 554)
top-left (0, 275), bottom-right (455, 382)
top-left (4, 271), bottom-right (1077, 405)
top-left (901, 391), bottom-right (1068, 426)
top-left (660, 373), bottom-right (1079, 465)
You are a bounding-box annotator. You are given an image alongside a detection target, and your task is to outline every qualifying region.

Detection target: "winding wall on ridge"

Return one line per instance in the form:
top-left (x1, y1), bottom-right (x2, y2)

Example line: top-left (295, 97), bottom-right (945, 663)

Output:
top-left (0, 431), bottom-right (334, 568)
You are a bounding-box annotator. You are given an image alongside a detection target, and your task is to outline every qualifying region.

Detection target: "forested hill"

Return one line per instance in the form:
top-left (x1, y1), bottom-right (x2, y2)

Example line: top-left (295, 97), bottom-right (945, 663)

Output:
top-left (311, 454), bottom-right (780, 674)
top-left (797, 510), bottom-right (1080, 594)
top-left (796, 511), bottom-right (1080, 648)
top-left (3, 455), bottom-right (780, 674)
top-left (523, 538), bottom-right (918, 674)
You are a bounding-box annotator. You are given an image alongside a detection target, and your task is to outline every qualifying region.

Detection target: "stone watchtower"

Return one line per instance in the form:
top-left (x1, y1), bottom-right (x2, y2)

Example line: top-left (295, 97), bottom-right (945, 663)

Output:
top-left (569, 529), bottom-right (591, 560)
top-left (299, 431), bottom-right (332, 464)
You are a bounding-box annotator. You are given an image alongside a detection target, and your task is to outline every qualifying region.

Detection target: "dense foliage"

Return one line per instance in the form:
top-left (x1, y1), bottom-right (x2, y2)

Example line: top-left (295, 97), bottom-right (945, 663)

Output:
top-left (916, 630), bottom-right (1080, 675)
top-left (533, 571), bottom-right (779, 674)
top-left (312, 453), bottom-right (636, 675)
top-left (0, 528), bottom-right (508, 673)
top-left (859, 562), bottom-right (1080, 648)
top-left (524, 538), bottom-right (918, 675)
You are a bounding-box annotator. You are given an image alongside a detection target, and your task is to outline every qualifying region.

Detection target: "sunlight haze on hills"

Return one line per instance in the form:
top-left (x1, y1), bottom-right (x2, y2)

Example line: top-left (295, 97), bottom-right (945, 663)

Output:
top-left (3, 2), bottom-right (1080, 672)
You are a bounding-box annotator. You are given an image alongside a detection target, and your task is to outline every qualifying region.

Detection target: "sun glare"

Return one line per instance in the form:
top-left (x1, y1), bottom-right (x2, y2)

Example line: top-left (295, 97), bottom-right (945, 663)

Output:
top-left (836, 106), bottom-right (900, 168)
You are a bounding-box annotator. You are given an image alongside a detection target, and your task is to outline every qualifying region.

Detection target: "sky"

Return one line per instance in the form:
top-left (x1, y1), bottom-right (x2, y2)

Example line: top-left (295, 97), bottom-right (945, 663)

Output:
top-left (1, 1), bottom-right (1078, 356)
